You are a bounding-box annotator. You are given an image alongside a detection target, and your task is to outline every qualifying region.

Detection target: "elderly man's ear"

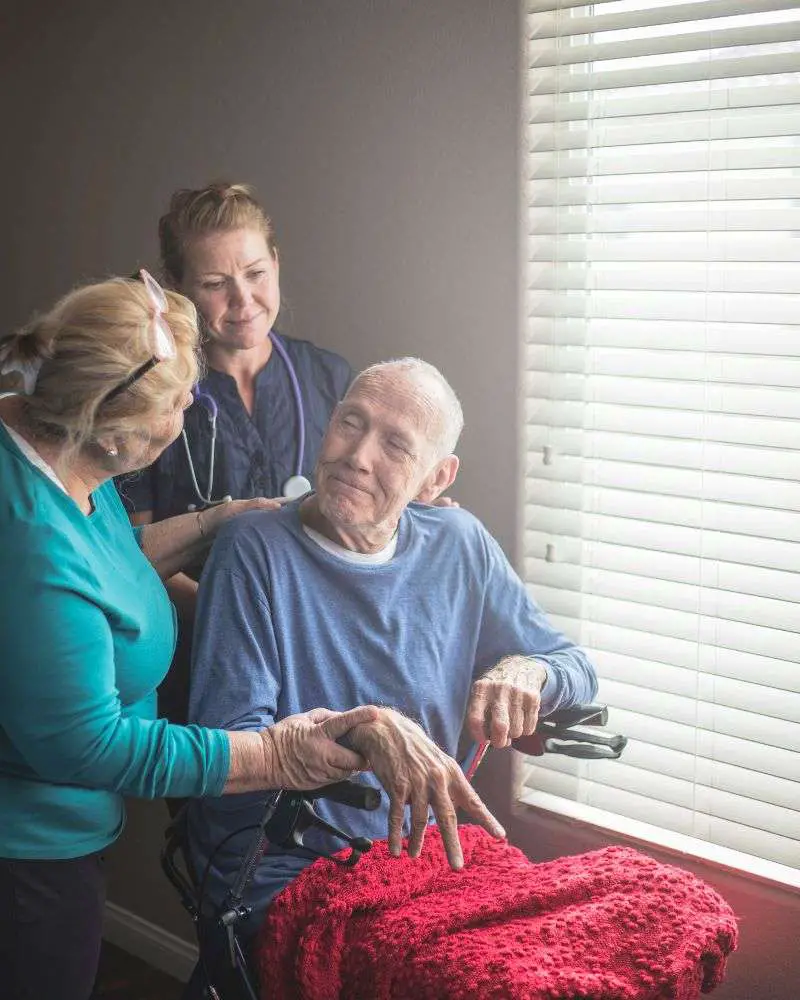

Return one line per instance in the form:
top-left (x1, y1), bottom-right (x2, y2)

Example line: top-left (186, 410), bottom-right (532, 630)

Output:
top-left (416, 455), bottom-right (459, 505)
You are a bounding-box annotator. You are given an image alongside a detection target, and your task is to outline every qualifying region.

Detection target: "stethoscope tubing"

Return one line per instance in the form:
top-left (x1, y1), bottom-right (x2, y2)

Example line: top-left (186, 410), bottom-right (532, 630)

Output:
top-left (182, 331), bottom-right (307, 508)
top-left (269, 332), bottom-right (306, 483)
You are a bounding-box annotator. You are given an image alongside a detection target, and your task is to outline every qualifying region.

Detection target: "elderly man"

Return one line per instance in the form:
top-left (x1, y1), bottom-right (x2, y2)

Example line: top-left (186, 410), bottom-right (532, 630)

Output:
top-left (186, 358), bottom-right (597, 943)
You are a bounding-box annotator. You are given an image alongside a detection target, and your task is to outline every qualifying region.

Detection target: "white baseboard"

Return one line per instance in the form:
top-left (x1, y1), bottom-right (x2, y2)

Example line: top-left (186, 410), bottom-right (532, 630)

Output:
top-left (103, 901), bottom-right (198, 983)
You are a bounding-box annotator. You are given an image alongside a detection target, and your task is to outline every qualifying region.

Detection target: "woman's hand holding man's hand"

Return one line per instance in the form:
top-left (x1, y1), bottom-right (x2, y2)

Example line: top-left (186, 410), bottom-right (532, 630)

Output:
top-left (260, 706), bottom-right (378, 788)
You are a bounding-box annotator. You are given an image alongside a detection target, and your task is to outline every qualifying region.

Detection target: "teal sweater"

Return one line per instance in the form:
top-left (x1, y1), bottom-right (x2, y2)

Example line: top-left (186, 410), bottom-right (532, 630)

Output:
top-left (0, 423), bottom-right (230, 859)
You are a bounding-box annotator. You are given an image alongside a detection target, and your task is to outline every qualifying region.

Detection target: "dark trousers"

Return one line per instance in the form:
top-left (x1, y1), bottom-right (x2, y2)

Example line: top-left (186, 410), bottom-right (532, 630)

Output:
top-left (0, 853), bottom-right (106, 1000)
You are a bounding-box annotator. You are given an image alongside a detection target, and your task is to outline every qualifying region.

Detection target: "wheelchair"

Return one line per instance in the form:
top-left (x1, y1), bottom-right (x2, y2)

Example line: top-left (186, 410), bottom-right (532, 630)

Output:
top-left (162, 704), bottom-right (625, 1000)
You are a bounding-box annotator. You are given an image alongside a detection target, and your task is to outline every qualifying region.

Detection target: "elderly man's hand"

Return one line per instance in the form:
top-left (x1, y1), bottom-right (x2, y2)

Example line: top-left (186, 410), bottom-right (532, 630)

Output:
top-left (466, 656), bottom-right (548, 749)
top-left (349, 709), bottom-right (505, 869)
top-left (260, 706), bottom-right (379, 789)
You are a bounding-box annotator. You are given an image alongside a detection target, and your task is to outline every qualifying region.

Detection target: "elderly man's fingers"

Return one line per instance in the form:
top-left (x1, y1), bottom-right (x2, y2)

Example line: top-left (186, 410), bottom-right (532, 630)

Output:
top-left (459, 783), bottom-right (506, 841)
top-left (506, 689), bottom-right (526, 742)
top-left (407, 801), bottom-right (430, 859)
top-left (387, 796), bottom-right (406, 858)
top-left (465, 686), bottom-right (490, 743)
top-left (431, 794), bottom-right (462, 870)
top-left (488, 701), bottom-right (511, 748)
top-left (323, 743), bottom-right (371, 773)
top-left (522, 699), bottom-right (540, 737)
top-left (240, 496), bottom-right (283, 511)
top-left (318, 704), bottom-right (380, 740)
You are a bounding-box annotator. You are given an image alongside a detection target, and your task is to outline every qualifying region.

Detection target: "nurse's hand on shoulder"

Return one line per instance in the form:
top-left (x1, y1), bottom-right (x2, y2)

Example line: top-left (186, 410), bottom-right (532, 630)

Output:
top-left (430, 495), bottom-right (459, 508)
top-left (196, 496), bottom-right (282, 540)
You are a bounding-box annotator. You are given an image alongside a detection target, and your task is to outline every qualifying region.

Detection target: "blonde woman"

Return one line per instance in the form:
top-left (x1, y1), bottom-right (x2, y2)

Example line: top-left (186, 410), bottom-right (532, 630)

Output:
top-left (0, 273), bottom-right (375, 1000)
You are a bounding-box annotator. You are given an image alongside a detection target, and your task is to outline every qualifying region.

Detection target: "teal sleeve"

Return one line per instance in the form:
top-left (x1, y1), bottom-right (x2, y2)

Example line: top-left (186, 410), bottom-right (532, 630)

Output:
top-left (1, 564), bottom-right (230, 799)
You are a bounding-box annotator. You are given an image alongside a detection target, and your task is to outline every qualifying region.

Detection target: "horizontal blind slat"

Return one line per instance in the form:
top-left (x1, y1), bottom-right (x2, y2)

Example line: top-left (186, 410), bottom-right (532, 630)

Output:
top-left (525, 319), bottom-right (800, 354)
top-left (524, 433), bottom-right (799, 481)
top-left (524, 531), bottom-right (800, 602)
top-left (527, 51), bottom-right (800, 94)
top-left (530, 585), bottom-right (800, 661)
top-left (523, 509), bottom-right (800, 574)
top-left (528, 291), bottom-right (800, 325)
top-left (527, 109), bottom-right (800, 152)
top-left (589, 646), bottom-right (800, 699)
top-left (526, 345), bottom-right (800, 386)
top-left (521, 769), bottom-right (800, 857)
top-left (523, 752), bottom-right (800, 822)
top-left (524, 481), bottom-right (800, 542)
top-left (527, 81), bottom-right (800, 123)
top-left (528, 146), bottom-right (800, 178)
top-left (527, 233), bottom-right (800, 262)
top-left (527, 263), bottom-right (800, 294)
top-left (529, 176), bottom-right (800, 206)
top-left (528, 0), bottom-right (800, 40)
top-left (529, 22), bottom-right (800, 68)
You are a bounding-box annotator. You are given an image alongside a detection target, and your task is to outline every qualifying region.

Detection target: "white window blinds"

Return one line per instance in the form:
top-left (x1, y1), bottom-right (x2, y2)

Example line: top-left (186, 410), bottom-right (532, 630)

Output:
top-left (520, 0), bottom-right (800, 873)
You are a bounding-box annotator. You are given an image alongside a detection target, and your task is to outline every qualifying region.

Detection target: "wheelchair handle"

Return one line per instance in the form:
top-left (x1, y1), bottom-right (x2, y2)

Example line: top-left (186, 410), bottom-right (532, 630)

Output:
top-left (543, 703), bottom-right (608, 728)
top-left (305, 779), bottom-right (382, 811)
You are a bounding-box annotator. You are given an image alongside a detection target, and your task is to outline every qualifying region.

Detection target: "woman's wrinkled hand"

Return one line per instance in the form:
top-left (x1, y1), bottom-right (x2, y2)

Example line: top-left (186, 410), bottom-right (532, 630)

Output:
top-left (348, 709), bottom-right (505, 869)
top-left (260, 706), bottom-right (380, 790)
top-left (429, 495), bottom-right (459, 508)
top-left (197, 497), bottom-right (282, 540)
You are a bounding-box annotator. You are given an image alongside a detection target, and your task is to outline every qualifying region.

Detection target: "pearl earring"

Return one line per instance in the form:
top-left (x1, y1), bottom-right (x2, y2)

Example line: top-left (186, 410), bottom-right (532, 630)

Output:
top-left (107, 446), bottom-right (119, 457)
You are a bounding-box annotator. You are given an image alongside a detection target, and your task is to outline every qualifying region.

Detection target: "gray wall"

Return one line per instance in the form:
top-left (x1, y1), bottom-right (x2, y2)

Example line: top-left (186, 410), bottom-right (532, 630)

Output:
top-left (1, 2), bottom-right (797, 996)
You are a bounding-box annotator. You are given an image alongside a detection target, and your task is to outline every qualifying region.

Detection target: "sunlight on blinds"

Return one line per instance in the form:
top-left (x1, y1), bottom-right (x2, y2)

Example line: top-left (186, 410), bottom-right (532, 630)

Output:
top-left (520, 0), bottom-right (800, 874)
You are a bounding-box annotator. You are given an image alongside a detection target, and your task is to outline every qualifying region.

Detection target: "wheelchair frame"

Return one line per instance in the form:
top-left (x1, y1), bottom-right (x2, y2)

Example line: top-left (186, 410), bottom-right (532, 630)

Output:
top-left (161, 704), bottom-right (626, 1000)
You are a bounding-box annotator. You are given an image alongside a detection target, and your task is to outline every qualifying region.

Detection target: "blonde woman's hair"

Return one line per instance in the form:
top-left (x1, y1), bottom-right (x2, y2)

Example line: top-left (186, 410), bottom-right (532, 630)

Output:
top-left (0, 277), bottom-right (200, 463)
top-left (159, 180), bottom-right (277, 286)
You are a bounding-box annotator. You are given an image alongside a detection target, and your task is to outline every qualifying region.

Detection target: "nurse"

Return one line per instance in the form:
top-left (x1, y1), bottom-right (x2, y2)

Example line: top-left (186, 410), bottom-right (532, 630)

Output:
top-left (119, 181), bottom-right (352, 719)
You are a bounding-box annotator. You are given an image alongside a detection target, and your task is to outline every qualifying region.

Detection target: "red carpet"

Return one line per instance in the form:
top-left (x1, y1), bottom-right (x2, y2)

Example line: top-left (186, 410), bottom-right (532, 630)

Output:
top-left (257, 826), bottom-right (737, 1000)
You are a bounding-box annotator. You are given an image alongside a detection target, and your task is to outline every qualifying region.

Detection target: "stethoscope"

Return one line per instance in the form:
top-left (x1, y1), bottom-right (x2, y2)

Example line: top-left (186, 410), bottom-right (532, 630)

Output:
top-left (182, 332), bottom-right (312, 510)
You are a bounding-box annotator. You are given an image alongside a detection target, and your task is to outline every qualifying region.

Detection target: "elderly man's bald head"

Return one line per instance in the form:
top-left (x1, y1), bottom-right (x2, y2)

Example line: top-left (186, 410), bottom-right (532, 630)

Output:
top-left (346, 358), bottom-right (464, 460)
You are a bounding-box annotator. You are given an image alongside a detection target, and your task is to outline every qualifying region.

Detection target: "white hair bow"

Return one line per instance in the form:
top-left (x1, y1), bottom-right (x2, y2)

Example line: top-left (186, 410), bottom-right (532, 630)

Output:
top-left (0, 344), bottom-right (43, 395)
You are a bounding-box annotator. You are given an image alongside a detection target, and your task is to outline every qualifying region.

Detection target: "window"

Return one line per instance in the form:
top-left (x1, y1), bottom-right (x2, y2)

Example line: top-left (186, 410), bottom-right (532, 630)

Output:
top-left (520, 0), bottom-right (800, 882)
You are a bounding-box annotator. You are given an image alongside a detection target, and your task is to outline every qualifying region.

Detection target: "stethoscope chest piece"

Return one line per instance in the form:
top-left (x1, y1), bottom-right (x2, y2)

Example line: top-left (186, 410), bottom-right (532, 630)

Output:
top-left (184, 333), bottom-right (311, 507)
top-left (282, 474), bottom-right (312, 500)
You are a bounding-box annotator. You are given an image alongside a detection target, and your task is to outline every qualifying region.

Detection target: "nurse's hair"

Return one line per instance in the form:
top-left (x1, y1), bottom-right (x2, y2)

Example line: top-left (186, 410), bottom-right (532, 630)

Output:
top-left (0, 278), bottom-right (199, 463)
top-left (350, 358), bottom-right (464, 459)
top-left (159, 181), bottom-right (278, 286)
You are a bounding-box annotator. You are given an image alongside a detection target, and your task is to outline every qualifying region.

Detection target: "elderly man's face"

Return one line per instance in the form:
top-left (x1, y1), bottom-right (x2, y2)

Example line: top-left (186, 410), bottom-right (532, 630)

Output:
top-left (315, 374), bottom-right (442, 534)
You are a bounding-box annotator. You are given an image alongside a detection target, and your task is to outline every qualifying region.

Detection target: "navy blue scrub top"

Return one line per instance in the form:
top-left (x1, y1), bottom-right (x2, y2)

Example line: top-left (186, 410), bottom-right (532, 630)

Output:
top-left (118, 332), bottom-right (352, 526)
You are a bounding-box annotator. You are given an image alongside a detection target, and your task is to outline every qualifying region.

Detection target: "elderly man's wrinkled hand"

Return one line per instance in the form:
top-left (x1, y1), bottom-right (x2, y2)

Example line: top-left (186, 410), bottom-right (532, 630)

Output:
top-left (261, 706), bottom-right (379, 790)
top-left (349, 709), bottom-right (505, 869)
top-left (466, 656), bottom-right (548, 749)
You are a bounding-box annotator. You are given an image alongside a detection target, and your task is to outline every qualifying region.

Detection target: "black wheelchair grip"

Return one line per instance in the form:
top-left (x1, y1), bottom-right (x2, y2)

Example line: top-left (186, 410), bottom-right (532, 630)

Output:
top-left (307, 779), bottom-right (382, 811)
top-left (544, 703), bottom-right (608, 727)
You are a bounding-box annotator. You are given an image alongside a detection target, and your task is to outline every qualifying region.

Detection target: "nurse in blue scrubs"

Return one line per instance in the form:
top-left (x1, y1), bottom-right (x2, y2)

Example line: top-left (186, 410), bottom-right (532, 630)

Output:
top-left (120, 181), bottom-right (352, 719)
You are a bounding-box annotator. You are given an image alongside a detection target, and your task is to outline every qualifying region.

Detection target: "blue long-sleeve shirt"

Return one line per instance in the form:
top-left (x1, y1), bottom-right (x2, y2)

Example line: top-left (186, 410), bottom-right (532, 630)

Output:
top-left (0, 423), bottom-right (230, 860)
top-left (187, 501), bottom-right (597, 926)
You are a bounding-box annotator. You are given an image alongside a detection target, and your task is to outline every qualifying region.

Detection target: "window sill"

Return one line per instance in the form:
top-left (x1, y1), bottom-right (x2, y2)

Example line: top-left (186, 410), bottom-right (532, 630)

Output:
top-left (516, 788), bottom-right (800, 893)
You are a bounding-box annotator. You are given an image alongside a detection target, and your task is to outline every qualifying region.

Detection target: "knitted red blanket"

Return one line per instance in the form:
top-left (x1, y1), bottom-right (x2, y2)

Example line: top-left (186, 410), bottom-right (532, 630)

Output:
top-left (256, 826), bottom-right (737, 1000)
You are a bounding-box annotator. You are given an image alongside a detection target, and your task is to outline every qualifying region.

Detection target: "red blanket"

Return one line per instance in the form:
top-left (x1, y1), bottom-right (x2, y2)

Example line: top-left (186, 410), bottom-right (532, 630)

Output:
top-left (256, 826), bottom-right (737, 1000)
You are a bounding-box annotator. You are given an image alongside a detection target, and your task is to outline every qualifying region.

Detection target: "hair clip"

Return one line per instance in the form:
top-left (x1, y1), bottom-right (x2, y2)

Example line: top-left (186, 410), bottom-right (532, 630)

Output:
top-left (0, 345), bottom-right (43, 396)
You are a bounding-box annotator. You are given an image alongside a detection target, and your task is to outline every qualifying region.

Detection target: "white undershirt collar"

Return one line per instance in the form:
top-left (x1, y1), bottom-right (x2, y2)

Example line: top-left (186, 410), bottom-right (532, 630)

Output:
top-left (302, 523), bottom-right (398, 564)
